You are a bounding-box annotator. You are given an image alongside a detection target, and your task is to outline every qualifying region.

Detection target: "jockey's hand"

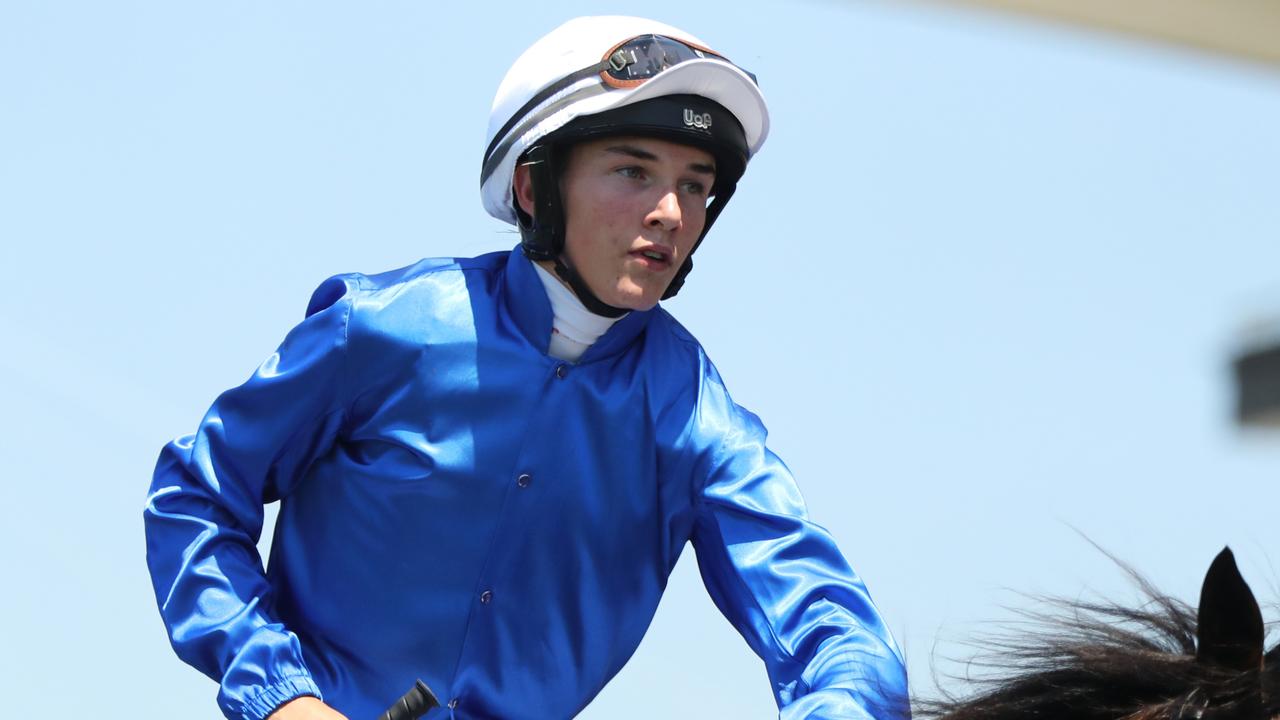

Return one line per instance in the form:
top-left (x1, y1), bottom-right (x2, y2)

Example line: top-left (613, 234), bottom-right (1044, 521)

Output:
top-left (268, 696), bottom-right (349, 719)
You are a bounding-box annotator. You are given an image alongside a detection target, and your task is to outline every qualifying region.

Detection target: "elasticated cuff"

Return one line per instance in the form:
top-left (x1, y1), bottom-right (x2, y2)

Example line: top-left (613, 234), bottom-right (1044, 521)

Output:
top-left (240, 675), bottom-right (323, 720)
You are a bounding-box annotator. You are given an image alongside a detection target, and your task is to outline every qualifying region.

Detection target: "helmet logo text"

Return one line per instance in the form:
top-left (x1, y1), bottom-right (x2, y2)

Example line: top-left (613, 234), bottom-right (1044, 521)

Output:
top-left (683, 109), bottom-right (713, 132)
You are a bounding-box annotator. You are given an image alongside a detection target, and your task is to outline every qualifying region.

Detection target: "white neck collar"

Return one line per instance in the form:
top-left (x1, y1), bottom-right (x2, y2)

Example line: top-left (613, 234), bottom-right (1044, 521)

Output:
top-left (532, 262), bottom-right (625, 362)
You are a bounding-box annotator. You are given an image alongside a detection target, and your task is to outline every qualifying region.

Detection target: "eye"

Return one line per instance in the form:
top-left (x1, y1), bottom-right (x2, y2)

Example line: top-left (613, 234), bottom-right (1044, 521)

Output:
top-left (616, 166), bottom-right (645, 180)
top-left (681, 180), bottom-right (709, 197)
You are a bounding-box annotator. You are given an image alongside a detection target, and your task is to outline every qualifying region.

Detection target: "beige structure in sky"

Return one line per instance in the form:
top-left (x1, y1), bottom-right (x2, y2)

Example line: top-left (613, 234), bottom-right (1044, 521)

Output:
top-left (933, 0), bottom-right (1280, 68)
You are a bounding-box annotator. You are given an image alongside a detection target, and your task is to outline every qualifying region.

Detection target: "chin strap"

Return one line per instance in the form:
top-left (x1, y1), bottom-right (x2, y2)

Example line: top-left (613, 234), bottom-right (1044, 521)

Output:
top-left (519, 145), bottom-right (628, 319)
top-left (553, 255), bottom-right (629, 318)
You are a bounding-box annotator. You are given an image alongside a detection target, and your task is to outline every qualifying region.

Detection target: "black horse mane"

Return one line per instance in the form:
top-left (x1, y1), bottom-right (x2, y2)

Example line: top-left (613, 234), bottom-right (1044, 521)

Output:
top-left (917, 550), bottom-right (1279, 719)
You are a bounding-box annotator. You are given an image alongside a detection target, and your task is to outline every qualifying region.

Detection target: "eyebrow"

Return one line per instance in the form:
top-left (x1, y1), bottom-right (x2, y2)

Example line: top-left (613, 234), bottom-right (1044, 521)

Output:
top-left (604, 144), bottom-right (716, 176)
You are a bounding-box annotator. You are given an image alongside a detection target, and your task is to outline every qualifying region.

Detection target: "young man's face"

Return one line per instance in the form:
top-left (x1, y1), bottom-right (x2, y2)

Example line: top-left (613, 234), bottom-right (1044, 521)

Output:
top-left (521, 135), bottom-right (716, 312)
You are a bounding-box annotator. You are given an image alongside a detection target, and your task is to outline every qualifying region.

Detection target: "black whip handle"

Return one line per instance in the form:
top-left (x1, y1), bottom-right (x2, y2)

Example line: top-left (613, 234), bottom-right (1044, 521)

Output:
top-left (378, 679), bottom-right (440, 720)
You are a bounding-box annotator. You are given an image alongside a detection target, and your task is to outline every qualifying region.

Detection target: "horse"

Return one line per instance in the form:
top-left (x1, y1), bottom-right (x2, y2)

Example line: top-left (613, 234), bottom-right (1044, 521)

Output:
top-left (917, 548), bottom-right (1278, 719)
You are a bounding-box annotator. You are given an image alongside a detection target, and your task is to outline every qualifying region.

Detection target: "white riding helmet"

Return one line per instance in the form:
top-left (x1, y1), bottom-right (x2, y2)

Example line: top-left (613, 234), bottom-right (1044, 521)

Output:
top-left (480, 15), bottom-right (770, 226)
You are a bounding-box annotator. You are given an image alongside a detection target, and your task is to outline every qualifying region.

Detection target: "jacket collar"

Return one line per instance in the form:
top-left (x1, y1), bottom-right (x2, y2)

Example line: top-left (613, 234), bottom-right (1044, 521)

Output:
top-left (502, 247), bottom-right (653, 363)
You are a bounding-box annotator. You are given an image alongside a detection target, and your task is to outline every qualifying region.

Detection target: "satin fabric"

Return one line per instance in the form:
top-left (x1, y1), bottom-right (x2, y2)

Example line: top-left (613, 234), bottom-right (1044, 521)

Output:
top-left (144, 248), bottom-right (908, 720)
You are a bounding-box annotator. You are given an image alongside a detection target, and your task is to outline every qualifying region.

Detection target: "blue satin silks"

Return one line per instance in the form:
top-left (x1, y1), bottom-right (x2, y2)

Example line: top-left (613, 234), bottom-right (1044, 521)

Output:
top-left (143, 248), bottom-right (908, 720)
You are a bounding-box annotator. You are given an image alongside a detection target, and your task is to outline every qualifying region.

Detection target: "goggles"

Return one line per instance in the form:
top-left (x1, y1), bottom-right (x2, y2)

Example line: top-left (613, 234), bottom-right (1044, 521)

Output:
top-left (597, 34), bottom-right (758, 88)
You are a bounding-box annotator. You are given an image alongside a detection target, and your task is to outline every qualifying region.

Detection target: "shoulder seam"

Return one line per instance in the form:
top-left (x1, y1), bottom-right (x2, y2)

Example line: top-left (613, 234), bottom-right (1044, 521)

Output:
top-left (339, 290), bottom-right (354, 420)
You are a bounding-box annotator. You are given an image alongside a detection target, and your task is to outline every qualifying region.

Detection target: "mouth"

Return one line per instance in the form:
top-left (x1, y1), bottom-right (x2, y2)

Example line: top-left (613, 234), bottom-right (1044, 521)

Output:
top-left (629, 245), bottom-right (674, 270)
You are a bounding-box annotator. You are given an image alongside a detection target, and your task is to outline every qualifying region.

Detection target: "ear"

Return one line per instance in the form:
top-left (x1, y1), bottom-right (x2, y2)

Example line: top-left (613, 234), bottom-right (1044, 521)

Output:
top-left (1196, 547), bottom-right (1264, 672)
top-left (513, 163), bottom-right (536, 218)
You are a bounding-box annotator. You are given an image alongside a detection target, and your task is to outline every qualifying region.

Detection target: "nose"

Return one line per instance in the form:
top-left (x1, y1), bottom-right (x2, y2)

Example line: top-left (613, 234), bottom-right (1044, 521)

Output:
top-left (646, 190), bottom-right (682, 232)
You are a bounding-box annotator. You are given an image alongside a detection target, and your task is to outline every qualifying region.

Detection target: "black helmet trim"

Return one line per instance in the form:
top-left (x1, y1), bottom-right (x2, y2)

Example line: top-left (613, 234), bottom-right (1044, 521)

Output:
top-left (547, 94), bottom-right (748, 194)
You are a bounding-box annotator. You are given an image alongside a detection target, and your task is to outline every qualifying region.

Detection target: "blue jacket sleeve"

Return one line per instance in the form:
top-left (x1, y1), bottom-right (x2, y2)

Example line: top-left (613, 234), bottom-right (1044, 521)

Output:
top-left (685, 356), bottom-right (909, 719)
top-left (143, 276), bottom-right (358, 720)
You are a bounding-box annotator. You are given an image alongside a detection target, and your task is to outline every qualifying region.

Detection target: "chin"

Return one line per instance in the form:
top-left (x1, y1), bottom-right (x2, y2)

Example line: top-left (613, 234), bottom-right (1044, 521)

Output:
top-left (609, 296), bottom-right (659, 312)
top-left (603, 281), bottom-right (665, 312)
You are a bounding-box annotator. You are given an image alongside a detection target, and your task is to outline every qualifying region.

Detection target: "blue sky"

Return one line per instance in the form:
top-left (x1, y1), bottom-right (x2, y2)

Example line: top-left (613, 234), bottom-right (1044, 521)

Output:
top-left (2, 0), bottom-right (1278, 716)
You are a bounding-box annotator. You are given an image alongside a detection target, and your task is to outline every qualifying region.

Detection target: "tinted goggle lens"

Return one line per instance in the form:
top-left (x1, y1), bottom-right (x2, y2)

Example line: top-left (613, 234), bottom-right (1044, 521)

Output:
top-left (601, 34), bottom-right (758, 87)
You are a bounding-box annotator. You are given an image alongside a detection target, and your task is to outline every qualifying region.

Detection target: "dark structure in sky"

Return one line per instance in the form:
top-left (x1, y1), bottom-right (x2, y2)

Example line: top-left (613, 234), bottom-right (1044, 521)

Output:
top-left (1235, 335), bottom-right (1280, 427)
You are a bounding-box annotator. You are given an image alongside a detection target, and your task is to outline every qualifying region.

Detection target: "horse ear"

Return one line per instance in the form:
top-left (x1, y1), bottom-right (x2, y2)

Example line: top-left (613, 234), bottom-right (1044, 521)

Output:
top-left (1196, 547), bottom-right (1264, 672)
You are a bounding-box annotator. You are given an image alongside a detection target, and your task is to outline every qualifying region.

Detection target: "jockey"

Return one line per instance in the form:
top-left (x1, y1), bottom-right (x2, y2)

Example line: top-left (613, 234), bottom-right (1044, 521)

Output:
top-left (144, 15), bottom-right (909, 720)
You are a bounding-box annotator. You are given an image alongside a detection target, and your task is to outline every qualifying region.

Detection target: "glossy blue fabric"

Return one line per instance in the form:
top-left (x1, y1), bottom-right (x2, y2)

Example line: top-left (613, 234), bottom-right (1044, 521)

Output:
top-left (144, 248), bottom-right (908, 720)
